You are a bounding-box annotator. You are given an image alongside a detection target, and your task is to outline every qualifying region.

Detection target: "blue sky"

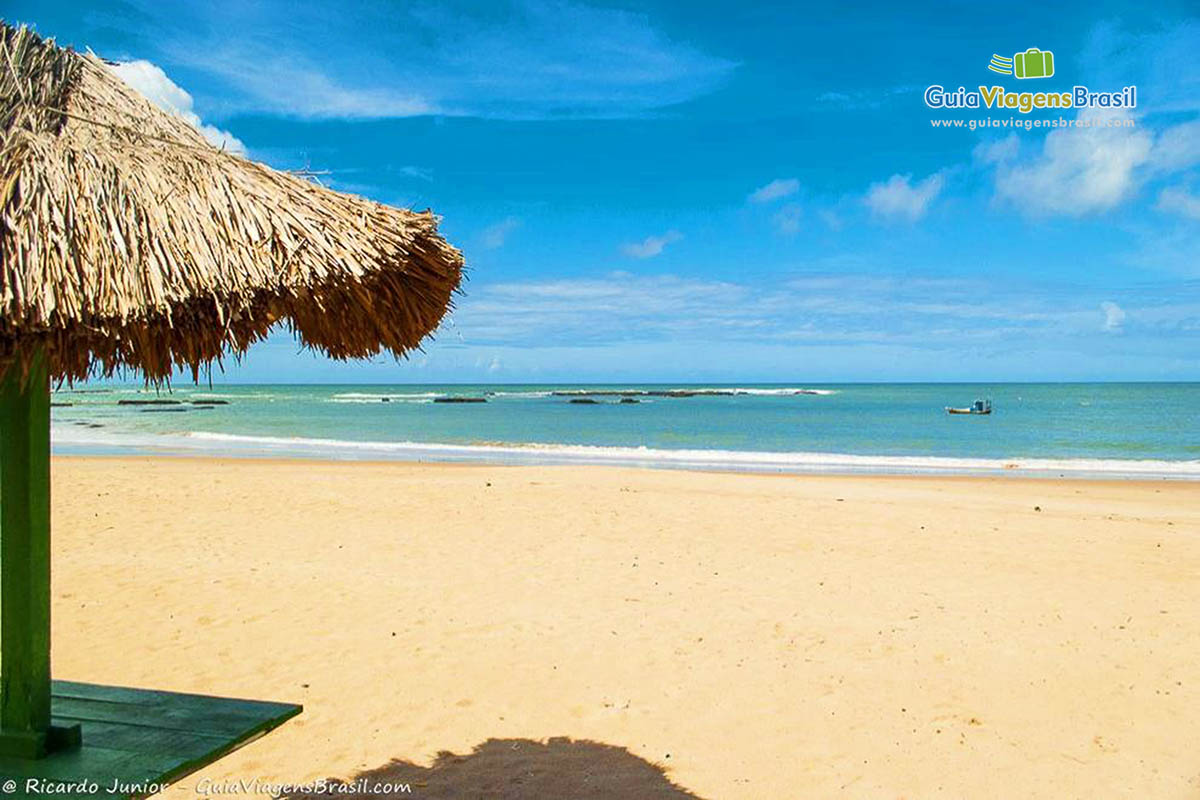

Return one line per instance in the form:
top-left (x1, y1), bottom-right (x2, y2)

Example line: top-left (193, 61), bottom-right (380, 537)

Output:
top-left (13, 0), bottom-right (1200, 382)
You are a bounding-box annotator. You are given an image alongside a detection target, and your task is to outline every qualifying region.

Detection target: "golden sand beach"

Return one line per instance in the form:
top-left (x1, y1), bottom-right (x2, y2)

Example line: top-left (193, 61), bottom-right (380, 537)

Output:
top-left (52, 457), bottom-right (1199, 799)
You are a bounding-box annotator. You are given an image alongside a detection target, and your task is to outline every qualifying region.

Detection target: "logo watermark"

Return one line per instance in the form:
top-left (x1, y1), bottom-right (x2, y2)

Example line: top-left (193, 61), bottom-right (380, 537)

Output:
top-left (930, 116), bottom-right (1137, 131)
top-left (925, 84), bottom-right (1136, 114)
top-left (195, 777), bottom-right (412, 796)
top-left (2, 776), bottom-right (414, 797)
top-left (988, 48), bottom-right (1056, 79)
top-left (4, 778), bottom-right (168, 796)
top-left (926, 47), bottom-right (1136, 122)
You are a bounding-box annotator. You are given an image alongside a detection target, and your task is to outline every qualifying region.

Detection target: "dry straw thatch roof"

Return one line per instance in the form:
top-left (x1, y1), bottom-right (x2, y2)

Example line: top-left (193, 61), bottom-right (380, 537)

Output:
top-left (0, 23), bottom-right (464, 382)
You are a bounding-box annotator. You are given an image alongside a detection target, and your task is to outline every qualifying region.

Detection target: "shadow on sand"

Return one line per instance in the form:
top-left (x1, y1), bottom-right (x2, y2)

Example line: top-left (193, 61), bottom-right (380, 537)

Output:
top-left (279, 736), bottom-right (704, 799)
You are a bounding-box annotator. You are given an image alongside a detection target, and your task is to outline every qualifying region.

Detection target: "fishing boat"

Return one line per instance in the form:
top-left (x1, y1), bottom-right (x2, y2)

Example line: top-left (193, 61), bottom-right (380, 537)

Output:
top-left (946, 398), bottom-right (992, 415)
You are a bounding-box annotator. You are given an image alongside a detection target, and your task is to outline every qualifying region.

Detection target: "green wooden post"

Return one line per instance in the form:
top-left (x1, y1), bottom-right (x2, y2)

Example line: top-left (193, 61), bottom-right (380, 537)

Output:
top-left (0, 351), bottom-right (78, 758)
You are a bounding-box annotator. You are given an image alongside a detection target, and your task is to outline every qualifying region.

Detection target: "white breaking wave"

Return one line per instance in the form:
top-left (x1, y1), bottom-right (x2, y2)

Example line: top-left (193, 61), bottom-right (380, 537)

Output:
top-left (188, 392), bottom-right (271, 400)
top-left (486, 390), bottom-right (554, 398)
top-left (329, 392), bottom-right (441, 403)
top-left (328, 398), bottom-right (435, 404)
top-left (548, 387), bottom-right (835, 396)
top-left (50, 425), bottom-right (1200, 479)
top-left (331, 392), bottom-right (442, 399)
top-left (324, 388), bottom-right (831, 401)
top-left (693, 387), bottom-right (836, 396)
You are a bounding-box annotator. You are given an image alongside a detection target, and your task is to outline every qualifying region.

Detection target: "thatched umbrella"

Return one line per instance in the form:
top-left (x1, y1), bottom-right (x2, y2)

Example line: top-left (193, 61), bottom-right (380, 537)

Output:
top-left (0, 22), bottom-right (463, 772)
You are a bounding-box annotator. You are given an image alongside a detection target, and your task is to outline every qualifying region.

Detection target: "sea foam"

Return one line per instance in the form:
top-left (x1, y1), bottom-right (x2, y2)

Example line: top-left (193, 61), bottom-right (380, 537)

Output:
top-left (51, 425), bottom-right (1200, 479)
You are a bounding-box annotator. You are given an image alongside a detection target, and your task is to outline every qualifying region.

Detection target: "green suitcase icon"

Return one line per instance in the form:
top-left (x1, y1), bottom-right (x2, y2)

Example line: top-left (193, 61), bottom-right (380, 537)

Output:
top-left (1014, 48), bottom-right (1054, 79)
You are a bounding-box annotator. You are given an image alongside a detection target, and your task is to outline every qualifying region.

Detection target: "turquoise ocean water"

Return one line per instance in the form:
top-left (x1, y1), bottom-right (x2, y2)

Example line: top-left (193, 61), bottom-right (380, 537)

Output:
top-left (50, 383), bottom-right (1200, 478)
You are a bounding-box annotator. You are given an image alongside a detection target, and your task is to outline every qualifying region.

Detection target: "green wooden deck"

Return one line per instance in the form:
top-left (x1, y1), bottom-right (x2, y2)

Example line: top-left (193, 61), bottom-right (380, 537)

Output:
top-left (0, 681), bottom-right (301, 799)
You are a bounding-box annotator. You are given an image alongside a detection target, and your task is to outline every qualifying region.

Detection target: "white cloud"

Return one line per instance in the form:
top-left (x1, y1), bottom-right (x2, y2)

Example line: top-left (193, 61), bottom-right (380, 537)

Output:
top-left (814, 86), bottom-right (917, 110)
top-left (749, 178), bottom-right (799, 204)
top-left (474, 355), bottom-right (504, 373)
top-left (621, 230), bottom-right (683, 259)
top-left (976, 22), bottom-right (1200, 219)
top-left (129, 1), bottom-right (735, 120)
top-left (444, 271), bottom-right (1196, 351)
top-left (480, 217), bottom-right (522, 249)
top-left (985, 113), bottom-right (1200, 218)
top-left (817, 209), bottom-right (844, 231)
top-left (1101, 301), bottom-right (1126, 332)
top-left (1152, 188), bottom-right (1200, 221)
top-left (863, 172), bottom-right (944, 222)
top-left (773, 203), bottom-right (803, 235)
top-left (398, 166), bottom-right (434, 181)
top-left (1081, 20), bottom-right (1200, 115)
top-left (973, 134), bottom-right (1020, 165)
top-left (816, 91), bottom-right (850, 104)
top-left (749, 179), bottom-right (803, 234)
top-left (1157, 186), bottom-right (1200, 220)
top-left (991, 113), bottom-right (1152, 217)
top-left (1149, 119), bottom-right (1200, 173)
top-left (109, 60), bottom-right (246, 155)
top-left (456, 272), bottom-right (749, 344)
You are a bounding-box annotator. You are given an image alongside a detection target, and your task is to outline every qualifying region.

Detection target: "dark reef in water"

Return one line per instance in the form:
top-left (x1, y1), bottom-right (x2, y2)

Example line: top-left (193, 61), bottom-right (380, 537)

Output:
top-left (434, 397), bottom-right (487, 403)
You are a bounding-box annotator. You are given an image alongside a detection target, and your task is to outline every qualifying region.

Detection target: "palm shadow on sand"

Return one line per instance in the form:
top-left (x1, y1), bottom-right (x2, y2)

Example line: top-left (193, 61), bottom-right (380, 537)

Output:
top-left (279, 736), bottom-right (704, 799)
